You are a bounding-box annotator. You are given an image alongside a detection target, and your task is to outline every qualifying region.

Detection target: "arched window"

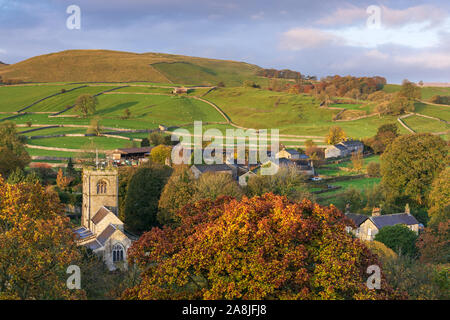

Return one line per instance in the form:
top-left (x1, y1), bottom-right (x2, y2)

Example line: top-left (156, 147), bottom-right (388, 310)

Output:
top-left (112, 244), bottom-right (124, 262)
top-left (97, 180), bottom-right (107, 194)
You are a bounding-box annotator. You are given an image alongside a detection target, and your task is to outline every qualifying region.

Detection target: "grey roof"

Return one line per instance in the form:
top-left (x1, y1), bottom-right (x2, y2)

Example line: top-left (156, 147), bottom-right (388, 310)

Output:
top-left (278, 158), bottom-right (312, 170)
top-left (192, 164), bottom-right (233, 173)
top-left (97, 224), bottom-right (117, 245)
top-left (91, 206), bottom-right (112, 225)
top-left (73, 227), bottom-right (94, 239)
top-left (345, 213), bottom-right (369, 227)
top-left (340, 140), bottom-right (363, 148)
top-left (370, 213), bottom-right (419, 229)
top-left (333, 144), bottom-right (348, 151)
top-left (85, 239), bottom-right (102, 251)
top-left (285, 148), bottom-right (301, 155)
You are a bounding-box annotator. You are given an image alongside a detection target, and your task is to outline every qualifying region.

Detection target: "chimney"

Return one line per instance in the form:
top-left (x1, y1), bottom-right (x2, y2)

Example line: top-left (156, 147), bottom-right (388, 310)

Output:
top-left (372, 207), bottom-right (381, 217)
top-left (405, 203), bottom-right (410, 215)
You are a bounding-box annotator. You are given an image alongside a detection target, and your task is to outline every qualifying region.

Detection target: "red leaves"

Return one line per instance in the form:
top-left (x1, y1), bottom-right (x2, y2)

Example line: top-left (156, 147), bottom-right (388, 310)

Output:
top-left (123, 193), bottom-right (397, 300)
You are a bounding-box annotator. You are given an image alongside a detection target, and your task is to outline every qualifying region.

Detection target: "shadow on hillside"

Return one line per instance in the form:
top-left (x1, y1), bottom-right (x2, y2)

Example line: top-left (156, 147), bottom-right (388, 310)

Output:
top-left (96, 101), bottom-right (138, 116)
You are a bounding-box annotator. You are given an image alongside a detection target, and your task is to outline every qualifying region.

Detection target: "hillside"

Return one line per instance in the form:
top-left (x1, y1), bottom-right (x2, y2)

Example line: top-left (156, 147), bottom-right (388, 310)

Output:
top-left (0, 50), bottom-right (262, 86)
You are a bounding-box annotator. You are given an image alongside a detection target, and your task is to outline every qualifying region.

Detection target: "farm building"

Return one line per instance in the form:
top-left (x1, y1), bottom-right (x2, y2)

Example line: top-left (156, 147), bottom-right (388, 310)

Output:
top-left (345, 206), bottom-right (420, 241)
top-left (107, 146), bottom-right (153, 161)
top-left (276, 147), bottom-right (303, 160)
top-left (262, 158), bottom-right (315, 176)
top-left (172, 87), bottom-right (190, 94)
top-left (190, 163), bottom-right (237, 179)
top-left (325, 139), bottom-right (364, 159)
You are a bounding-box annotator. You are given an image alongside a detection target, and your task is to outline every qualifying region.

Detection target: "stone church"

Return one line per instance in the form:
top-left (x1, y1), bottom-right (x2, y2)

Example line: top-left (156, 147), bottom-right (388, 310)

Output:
top-left (74, 168), bottom-right (133, 271)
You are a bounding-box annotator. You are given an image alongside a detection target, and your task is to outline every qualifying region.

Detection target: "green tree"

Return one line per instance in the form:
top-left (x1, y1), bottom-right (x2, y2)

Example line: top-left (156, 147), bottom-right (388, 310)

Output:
top-left (367, 162), bottom-right (381, 177)
top-left (0, 121), bottom-right (31, 178)
top-left (123, 163), bottom-right (171, 233)
top-left (245, 165), bottom-right (311, 202)
top-left (381, 133), bottom-right (447, 206)
top-left (150, 145), bottom-right (172, 165)
top-left (193, 172), bottom-right (243, 203)
top-left (399, 79), bottom-right (421, 100)
top-left (427, 168), bottom-right (450, 227)
top-left (74, 94), bottom-right (98, 117)
top-left (374, 224), bottom-right (419, 257)
top-left (86, 118), bottom-right (102, 136)
top-left (157, 165), bottom-right (197, 225)
top-left (140, 137), bottom-right (150, 147)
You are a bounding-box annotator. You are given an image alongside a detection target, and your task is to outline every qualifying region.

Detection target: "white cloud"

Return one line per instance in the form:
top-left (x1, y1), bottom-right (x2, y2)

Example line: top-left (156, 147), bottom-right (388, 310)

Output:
top-left (279, 28), bottom-right (345, 50)
top-left (316, 4), bottom-right (365, 26)
top-left (394, 52), bottom-right (450, 69)
top-left (0, 48), bottom-right (6, 54)
top-left (316, 4), bottom-right (448, 28)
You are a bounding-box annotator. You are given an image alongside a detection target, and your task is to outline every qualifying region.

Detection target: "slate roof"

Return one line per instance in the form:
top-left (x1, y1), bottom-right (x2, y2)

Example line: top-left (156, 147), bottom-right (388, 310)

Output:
top-left (345, 213), bottom-right (369, 227)
top-left (91, 206), bottom-right (111, 225)
top-left (370, 213), bottom-right (419, 229)
top-left (192, 164), bottom-right (233, 173)
top-left (84, 239), bottom-right (102, 251)
top-left (285, 148), bottom-right (301, 156)
top-left (97, 224), bottom-right (117, 246)
top-left (73, 227), bottom-right (94, 240)
top-left (340, 140), bottom-right (363, 148)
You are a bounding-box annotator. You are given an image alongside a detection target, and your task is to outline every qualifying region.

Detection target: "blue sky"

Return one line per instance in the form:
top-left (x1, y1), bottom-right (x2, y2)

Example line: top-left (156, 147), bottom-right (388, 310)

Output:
top-left (0, 0), bottom-right (449, 83)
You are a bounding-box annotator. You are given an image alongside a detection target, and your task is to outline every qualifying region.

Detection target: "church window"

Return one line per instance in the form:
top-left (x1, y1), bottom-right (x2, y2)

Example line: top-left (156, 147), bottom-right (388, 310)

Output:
top-left (97, 180), bottom-right (107, 194)
top-left (112, 244), bottom-right (124, 262)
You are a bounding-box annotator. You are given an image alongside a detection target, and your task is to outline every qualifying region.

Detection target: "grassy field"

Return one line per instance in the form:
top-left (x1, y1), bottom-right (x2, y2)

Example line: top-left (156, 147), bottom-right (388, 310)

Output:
top-left (383, 84), bottom-right (450, 100)
top-left (414, 102), bottom-right (450, 121)
top-left (403, 115), bottom-right (449, 134)
top-left (0, 84), bottom-right (80, 112)
top-left (0, 49), bottom-right (261, 85)
top-left (27, 136), bottom-right (135, 150)
top-left (317, 155), bottom-right (380, 177)
top-left (26, 86), bottom-right (115, 112)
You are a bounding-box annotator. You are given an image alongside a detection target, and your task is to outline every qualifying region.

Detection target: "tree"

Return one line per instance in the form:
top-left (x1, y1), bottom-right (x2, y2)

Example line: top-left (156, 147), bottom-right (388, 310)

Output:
top-left (427, 168), bottom-right (450, 227)
top-left (193, 172), bottom-right (243, 202)
top-left (368, 123), bottom-right (399, 154)
top-left (123, 163), bottom-right (171, 233)
top-left (74, 94), bottom-right (98, 117)
top-left (122, 194), bottom-right (400, 300)
top-left (0, 177), bottom-right (85, 299)
top-left (417, 221), bottom-right (450, 264)
top-left (325, 126), bottom-right (346, 145)
top-left (351, 150), bottom-right (363, 171)
top-left (399, 80), bottom-right (421, 100)
top-left (367, 162), bottom-right (381, 177)
top-left (150, 145), bottom-right (172, 165)
top-left (246, 165), bottom-right (311, 202)
top-left (157, 165), bottom-right (196, 225)
top-left (0, 121), bottom-right (31, 178)
top-left (56, 168), bottom-right (72, 190)
top-left (149, 132), bottom-right (172, 146)
top-left (122, 108), bottom-right (131, 120)
top-left (381, 134), bottom-right (447, 206)
top-left (86, 119), bottom-right (102, 136)
top-left (374, 224), bottom-right (419, 257)
top-left (140, 137), bottom-right (150, 147)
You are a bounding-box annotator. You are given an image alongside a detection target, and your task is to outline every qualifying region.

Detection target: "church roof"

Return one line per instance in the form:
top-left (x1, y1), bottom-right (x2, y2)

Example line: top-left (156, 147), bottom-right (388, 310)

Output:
top-left (91, 206), bottom-right (112, 225)
top-left (73, 227), bottom-right (94, 240)
top-left (97, 224), bottom-right (117, 245)
top-left (84, 239), bottom-right (102, 251)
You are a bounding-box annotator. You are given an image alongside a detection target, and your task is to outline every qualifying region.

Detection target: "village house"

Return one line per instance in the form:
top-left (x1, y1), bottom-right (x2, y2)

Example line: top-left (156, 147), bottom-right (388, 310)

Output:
top-left (276, 148), bottom-right (302, 160)
top-left (262, 158), bottom-right (315, 176)
top-left (345, 206), bottom-right (420, 241)
top-left (325, 139), bottom-right (364, 159)
top-left (190, 163), bottom-right (237, 179)
top-left (74, 168), bottom-right (134, 271)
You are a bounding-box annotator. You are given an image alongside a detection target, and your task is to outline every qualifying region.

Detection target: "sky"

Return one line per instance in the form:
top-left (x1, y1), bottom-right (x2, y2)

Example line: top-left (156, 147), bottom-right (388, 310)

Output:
top-left (0, 0), bottom-right (449, 83)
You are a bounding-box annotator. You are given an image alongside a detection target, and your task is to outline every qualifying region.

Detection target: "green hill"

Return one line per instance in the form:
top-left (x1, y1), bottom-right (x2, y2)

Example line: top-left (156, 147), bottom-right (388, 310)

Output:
top-left (0, 50), bottom-right (262, 86)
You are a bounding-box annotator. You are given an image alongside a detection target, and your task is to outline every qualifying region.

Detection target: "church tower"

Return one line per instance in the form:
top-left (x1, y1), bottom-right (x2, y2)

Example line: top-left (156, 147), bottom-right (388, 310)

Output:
top-left (82, 168), bottom-right (119, 230)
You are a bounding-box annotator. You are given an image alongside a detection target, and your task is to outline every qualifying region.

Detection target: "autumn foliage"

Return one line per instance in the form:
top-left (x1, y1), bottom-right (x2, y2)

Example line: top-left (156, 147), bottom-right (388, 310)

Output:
top-left (122, 194), bottom-right (401, 300)
top-left (0, 177), bottom-right (84, 299)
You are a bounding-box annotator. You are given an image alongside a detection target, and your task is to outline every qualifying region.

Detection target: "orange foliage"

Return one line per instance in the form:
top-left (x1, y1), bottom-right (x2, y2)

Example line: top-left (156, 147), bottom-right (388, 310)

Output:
top-left (122, 194), bottom-right (403, 300)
